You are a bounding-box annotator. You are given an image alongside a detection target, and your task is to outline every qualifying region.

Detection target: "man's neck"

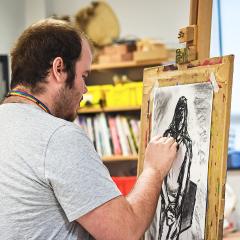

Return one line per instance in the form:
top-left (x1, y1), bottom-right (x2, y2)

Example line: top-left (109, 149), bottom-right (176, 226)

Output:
top-left (3, 87), bottom-right (54, 115)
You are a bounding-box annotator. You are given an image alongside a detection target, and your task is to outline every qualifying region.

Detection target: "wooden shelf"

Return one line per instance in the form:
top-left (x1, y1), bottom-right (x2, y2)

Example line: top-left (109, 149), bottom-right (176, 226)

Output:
top-left (77, 108), bottom-right (102, 114)
top-left (91, 59), bottom-right (164, 70)
top-left (78, 106), bottom-right (141, 114)
top-left (102, 155), bottom-right (138, 162)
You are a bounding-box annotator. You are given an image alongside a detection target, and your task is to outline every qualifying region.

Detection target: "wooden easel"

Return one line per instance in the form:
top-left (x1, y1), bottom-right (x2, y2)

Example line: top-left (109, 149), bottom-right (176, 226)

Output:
top-left (137, 1), bottom-right (234, 239)
top-left (138, 55), bottom-right (233, 240)
top-left (176, 0), bottom-right (213, 63)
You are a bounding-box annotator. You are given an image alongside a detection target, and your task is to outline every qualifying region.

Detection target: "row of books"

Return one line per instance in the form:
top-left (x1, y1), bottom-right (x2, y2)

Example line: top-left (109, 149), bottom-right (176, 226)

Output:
top-left (75, 113), bottom-right (140, 157)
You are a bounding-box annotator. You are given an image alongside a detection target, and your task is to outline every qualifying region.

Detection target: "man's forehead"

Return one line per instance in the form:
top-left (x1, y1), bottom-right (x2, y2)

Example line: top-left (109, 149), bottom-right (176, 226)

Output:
top-left (81, 39), bottom-right (93, 64)
top-left (82, 38), bottom-right (93, 56)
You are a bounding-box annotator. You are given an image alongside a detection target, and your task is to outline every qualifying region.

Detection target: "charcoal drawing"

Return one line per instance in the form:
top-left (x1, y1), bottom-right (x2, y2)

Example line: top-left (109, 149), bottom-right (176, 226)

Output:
top-left (159, 96), bottom-right (196, 239)
top-left (145, 83), bottom-right (213, 240)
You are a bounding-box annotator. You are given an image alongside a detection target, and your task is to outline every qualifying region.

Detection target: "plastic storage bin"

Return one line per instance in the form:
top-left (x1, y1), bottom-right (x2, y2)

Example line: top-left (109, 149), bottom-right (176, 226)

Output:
top-left (112, 176), bottom-right (137, 196)
top-left (105, 82), bottom-right (143, 107)
top-left (80, 85), bottom-right (104, 109)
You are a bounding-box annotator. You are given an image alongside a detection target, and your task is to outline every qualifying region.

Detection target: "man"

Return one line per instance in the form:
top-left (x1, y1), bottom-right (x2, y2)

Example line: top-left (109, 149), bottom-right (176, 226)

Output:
top-left (0, 19), bottom-right (177, 240)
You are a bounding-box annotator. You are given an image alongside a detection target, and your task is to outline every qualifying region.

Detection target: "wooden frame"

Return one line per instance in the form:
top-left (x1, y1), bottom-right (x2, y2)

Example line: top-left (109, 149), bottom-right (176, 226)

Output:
top-left (193, 0), bottom-right (213, 60)
top-left (137, 55), bottom-right (234, 239)
top-left (177, 0), bottom-right (213, 64)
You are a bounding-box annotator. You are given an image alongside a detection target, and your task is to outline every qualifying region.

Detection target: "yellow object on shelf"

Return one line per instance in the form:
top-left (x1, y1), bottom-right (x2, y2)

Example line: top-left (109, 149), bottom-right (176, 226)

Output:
top-left (101, 84), bottom-right (114, 105)
top-left (134, 82), bottom-right (143, 106)
top-left (125, 82), bottom-right (140, 106)
top-left (104, 82), bottom-right (143, 107)
top-left (105, 84), bottom-right (128, 107)
top-left (80, 85), bottom-right (104, 109)
top-left (80, 82), bottom-right (143, 109)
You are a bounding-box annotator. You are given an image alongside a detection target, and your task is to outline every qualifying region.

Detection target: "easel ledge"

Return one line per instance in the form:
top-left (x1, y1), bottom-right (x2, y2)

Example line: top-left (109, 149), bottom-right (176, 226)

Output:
top-left (138, 55), bottom-right (234, 240)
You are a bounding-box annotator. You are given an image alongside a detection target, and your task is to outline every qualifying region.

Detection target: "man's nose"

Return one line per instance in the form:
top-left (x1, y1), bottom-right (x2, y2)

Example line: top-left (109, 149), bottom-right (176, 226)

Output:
top-left (83, 84), bottom-right (88, 94)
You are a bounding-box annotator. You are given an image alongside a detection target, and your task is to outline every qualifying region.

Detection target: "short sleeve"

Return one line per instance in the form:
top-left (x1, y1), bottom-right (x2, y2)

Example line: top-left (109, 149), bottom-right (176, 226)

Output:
top-left (44, 125), bottom-right (121, 222)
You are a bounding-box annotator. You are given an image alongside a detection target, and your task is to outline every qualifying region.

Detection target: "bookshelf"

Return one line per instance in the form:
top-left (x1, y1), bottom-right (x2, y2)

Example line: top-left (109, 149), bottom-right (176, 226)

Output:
top-left (78, 106), bottom-right (141, 114)
top-left (102, 155), bottom-right (138, 162)
top-left (76, 59), bottom-right (163, 176)
top-left (91, 59), bottom-right (164, 70)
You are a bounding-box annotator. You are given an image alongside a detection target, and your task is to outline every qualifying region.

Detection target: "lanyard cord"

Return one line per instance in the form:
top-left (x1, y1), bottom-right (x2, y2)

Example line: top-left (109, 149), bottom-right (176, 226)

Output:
top-left (6, 90), bottom-right (51, 114)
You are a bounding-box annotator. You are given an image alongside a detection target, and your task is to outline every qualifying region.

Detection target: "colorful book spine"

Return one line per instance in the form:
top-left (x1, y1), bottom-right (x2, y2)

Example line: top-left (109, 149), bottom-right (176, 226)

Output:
top-left (108, 116), bottom-right (122, 155)
top-left (99, 113), bottom-right (112, 156)
top-left (116, 115), bottom-right (130, 155)
top-left (121, 116), bottom-right (137, 155)
top-left (93, 116), bottom-right (103, 156)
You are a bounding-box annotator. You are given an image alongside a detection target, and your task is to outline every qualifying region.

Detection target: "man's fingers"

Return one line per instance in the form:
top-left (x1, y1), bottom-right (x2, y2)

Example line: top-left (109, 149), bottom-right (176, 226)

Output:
top-left (151, 134), bottom-right (162, 142)
top-left (165, 137), bottom-right (176, 145)
top-left (171, 142), bottom-right (179, 150)
top-left (159, 137), bottom-right (168, 143)
top-left (151, 135), bottom-right (177, 147)
top-left (151, 135), bottom-right (168, 143)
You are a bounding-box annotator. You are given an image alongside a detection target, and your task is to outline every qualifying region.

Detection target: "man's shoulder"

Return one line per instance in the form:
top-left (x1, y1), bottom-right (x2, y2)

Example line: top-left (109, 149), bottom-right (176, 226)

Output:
top-left (50, 119), bottom-right (85, 137)
top-left (47, 117), bottom-right (88, 144)
top-left (0, 103), bottom-right (84, 139)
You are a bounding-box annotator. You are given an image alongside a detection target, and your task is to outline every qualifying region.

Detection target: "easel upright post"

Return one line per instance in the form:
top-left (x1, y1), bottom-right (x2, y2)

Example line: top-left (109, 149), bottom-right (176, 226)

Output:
top-left (197, 0), bottom-right (213, 59)
top-left (176, 0), bottom-right (213, 63)
top-left (189, 0), bottom-right (198, 25)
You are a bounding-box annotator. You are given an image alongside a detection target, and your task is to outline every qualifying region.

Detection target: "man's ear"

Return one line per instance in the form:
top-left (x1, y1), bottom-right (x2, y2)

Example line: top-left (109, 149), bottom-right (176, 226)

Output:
top-left (52, 57), bottom-right (66, 83)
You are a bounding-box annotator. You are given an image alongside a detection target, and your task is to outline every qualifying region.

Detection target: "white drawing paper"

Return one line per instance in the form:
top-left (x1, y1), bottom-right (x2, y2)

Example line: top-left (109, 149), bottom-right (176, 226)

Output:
top-left (145, 82), bottom-right (213, 240)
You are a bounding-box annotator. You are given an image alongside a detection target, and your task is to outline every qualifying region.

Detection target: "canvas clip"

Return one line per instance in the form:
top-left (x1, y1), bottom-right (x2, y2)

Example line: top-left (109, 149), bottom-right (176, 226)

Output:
top-left (210, 72), bottom-right (219, 93)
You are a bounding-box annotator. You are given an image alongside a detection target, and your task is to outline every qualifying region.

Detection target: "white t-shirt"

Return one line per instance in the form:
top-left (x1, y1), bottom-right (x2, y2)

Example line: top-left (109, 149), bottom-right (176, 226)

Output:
top-left (0, 103), bottom-right (121, 240)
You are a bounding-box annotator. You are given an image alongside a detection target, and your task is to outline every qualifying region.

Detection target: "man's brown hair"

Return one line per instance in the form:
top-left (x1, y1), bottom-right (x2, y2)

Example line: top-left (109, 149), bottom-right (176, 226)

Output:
top-left (10, 19), bottom-right (85, 94)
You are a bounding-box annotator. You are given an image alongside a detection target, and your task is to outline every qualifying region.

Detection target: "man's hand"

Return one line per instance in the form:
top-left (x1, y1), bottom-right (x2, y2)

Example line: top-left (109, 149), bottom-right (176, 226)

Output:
top-left (144, 136), bottom-right (178, 180)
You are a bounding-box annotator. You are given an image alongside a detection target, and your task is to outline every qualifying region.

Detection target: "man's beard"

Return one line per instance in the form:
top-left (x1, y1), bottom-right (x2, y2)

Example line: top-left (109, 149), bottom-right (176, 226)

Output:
top-left (53, 85), bottom-right (79, 122)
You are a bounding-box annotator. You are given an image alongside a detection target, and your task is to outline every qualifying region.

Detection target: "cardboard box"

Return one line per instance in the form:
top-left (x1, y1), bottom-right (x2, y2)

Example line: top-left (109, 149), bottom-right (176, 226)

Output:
top-left (133, 47), bottom-right (168, 62)
top-left (104, 44), bottom-right (136, 55)
top-left (98, 52), bottom-right (133, 64)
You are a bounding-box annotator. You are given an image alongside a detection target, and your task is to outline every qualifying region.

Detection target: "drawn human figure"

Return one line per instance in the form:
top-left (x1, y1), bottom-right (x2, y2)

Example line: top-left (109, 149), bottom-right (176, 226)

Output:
top-left (158, 96), bottom-right (196, 240)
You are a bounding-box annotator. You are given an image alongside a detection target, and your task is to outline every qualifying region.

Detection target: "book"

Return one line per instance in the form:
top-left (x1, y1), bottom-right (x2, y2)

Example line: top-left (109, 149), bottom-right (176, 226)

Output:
top-left (99, 113), bottom-right (112, 156)
top-left (129, 119), bottom-right (140, 149)
top-left (93, 116), bottom-right (103, 156)
top-left (115, 115), bottom-right (130, 155)
top-left (121, 116), bottom-right (137, 155)
top-left (86, 117), bottom-right (96, 149)
top-left (108, 116), bottom-right (122, 155)
top-left (127, 117), bottom-right (138, 152)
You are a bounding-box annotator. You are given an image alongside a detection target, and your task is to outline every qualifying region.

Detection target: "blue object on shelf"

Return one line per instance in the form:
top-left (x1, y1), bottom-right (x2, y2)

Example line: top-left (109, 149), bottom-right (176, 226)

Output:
top-left (228, 151), bottom-right (240, 169)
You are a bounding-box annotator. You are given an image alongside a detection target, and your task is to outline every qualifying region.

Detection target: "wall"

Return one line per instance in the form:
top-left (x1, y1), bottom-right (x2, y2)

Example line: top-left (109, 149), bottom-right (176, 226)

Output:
top-left (0, 0), bottom-right (25, 54)
top-left (210, 0), bottom-right (240, 117)
top-left (210, 0), bottom-right (240, 227)
top-left (0, 0), bottom-right (190, 56)
top-left (210, 0), bottom-right (220, 57)
top-left (220, 0), bottom-right (240, 116)
top-left (24, 0), bottom-right (47, 27)
top-left (0, 0), bottom-right (48, 54)
top-left (47, 0), bottom-right (190, 48)
top-left (226, 170), bottom-right (240, 229)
